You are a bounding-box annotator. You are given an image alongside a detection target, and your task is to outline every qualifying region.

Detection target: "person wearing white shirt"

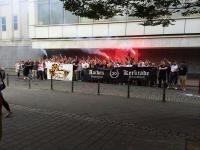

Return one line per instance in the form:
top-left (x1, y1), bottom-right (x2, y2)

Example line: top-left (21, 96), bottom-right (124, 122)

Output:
top-left (37, 61), bottom-right (44, 80)
top-left (82, 61), bottom-right (90, 69)
top-left (15, 61), bottom-right (21, 78)
top-left (169, 60), bottom-right (179, 89)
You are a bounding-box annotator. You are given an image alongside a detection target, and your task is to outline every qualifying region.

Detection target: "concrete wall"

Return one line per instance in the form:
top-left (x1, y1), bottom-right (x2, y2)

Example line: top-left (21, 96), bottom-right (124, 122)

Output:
top-left (0, 46), bottom-right (42, 68)
top-left (139, 48), bottom-right (200, 74)
top-left (0, 0), bottom-right (36, 69)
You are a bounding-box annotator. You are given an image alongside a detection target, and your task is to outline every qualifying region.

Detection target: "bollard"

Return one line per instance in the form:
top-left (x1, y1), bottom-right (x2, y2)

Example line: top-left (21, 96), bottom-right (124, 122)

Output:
top-left (199, 79), bottom-right (200, 94)
top-left (51, 75), bottom-right (53, 90)
top-left (6, 73), bottom-right (9, 87)
top-left (28, 78), bottom-right (31, 89)
top-left (97, 80), bottom-right (100, 95)
top-left (127, 79), bottom-right (130, 98)
top-left (71, 79), bottom-right (74, 93)
top-left (162, 82), bottom-right (166, 102)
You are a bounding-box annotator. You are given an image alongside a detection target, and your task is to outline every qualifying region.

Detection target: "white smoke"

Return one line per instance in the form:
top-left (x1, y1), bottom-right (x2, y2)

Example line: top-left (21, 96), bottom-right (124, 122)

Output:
top-left (39, 49), bottom-right (48, 56)
top-left (80, 48), bottom-right (108, 58)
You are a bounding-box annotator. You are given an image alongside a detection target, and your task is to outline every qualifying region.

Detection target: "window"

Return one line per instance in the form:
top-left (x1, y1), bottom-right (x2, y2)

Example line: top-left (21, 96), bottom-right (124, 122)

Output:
top-left (111, 15), bottom-right (127, 22)
top-left (64, 10), bottom-right (79, 24)
top-left (13, 16), bottom-right (18, 30)
top-left (94, 18), bottom-right (109, 23)
top-left (38, 0), bottom-right (49, 25)
top-left (0, 0), bottom-right (8, 5)
top-left (50, 0), bottom-right (64, 24)
top-left (80, 17), bottom-right (93, 23)
top-left (1, 17), bottom-right (6, 31)
top-left (127, 16), bottom-right (140, 21)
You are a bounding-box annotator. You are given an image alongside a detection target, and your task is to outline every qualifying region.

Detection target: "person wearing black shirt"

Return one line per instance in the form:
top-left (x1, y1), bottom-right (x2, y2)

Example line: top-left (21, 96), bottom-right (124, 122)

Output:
top-left (158, 60), bottom-right (168, 88)
top-left (178, 61), bottom-right (188, 91)
top-left (23, 61), bottom-right (29, 80)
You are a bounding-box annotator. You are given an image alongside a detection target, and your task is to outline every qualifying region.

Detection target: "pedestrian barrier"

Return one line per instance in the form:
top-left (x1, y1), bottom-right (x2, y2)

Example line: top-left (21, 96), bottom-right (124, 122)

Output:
top-left (5, 73), bottom-right (200, 104)
top-left (199, 79), bottom-right (200, 94)
top-left (162, 82), bottom-right (166, 102)
top-left (127, 79), bottom-right (130, 99)
top-left (6, 73), bottom-right (9, 87)
top-left (28, 78), bottom-right (31, 89)
top-left (97, 80), bottom-right (100, 95)
top-left (51, 74), bottom-right (53, 90)
top-left (71, 79), bottom-right (74, 93)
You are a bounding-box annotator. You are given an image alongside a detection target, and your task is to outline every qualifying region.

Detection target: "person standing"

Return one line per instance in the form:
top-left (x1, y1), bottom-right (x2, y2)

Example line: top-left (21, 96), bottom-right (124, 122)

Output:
top-left (23, 61), bottom-right (29, 80)
top-left (37, 61), bottom-right (44, 80)
top-left (163, 58), bottom-right (171, 83)
top-left (0, 92), bottom-right (2, 141)
top-left (178, 61), bottom-right (188, 91)
top-left (43, 59), bottom-right (48, 80)
top-left (169, 60), bottom-right (179, 89)
top-left (0, 66), bottom-right (12, 118)
top-left (76, 61), bottom-right (82, 81)
top-left (15, 61), bottom-right (21, 78)
top-left (158, 60), bottom-right (168, 88)
top-left (32, 61), bottom-right (38, 80)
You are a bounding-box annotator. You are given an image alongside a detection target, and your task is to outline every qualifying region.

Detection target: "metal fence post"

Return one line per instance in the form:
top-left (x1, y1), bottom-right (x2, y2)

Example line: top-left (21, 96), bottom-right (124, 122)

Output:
top-left (127, 79), bottom-right (130, 99)
top-left (6, 73), bottom-right (9, 87)
top-left (71, 79), bottom-right (74, 93)
top-left (162, 82), bottom-right (166, 102)
top-left (199, 79), bottom-right (200, 94)
top-left (28, 78), bottom-right (31, 89)
top-left (51, 74), bottom-right (53, 90)
top-left (97, 80), bottom-right (100, 95)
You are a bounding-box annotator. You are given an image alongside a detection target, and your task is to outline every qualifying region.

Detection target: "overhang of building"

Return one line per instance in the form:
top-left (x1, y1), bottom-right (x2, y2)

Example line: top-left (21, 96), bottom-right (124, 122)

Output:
top-left (0, 40), bottom-right (32, 47)
top-left (32, 35), bottom-right (200, 49)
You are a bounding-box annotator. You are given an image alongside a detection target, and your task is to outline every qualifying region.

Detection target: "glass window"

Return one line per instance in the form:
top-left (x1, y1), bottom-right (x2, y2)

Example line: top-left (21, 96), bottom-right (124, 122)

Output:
top-left (38, 0), bottom-right (49, 25)
top-left (1, 17), bottom-right (6, 31)
top-left (127, 16), bottom-right (140, 21)
top-left (111, 15), bottom-right (127, 22)
top-left (0, 0), bottom-right (8, 5)
top-left (13, 16), bottom-right (18, 30)
top-left (80, 17), bottom-right (93, 23)
top-left (64, 10), bottom-right (79, 24)
top-left (50, 0), bottom-right (64, 24)
top-left (94, 18), bottom-right (109, 23)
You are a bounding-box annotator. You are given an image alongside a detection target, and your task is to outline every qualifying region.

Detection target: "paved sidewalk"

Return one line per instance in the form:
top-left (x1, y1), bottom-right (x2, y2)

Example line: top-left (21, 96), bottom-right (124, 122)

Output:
top-left (0, 87), bottom-right (200, 150)
top-left (7, 76), bottom-right (200, 104)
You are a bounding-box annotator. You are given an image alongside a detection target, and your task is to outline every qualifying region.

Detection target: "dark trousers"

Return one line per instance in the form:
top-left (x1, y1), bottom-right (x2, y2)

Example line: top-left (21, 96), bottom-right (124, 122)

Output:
top-left (76, 71), bottom-right (82, 81)
top-left (44, 69), bottom-right (47, 80)
top-left (0, 92), bottom-right (11, 112)
top-left (158, 75), bottom-right (166, 88)
top-left (169, 72), bottom-right (178, 85)
top-left (38, 71), bottom-right (44, 80)
top-left (17, 71), bottom-right (20, 78)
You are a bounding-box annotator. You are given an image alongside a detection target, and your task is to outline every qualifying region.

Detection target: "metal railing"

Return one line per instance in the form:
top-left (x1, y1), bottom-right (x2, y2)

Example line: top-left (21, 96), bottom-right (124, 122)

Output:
top-left (5, 73), bottom-right (200, 104)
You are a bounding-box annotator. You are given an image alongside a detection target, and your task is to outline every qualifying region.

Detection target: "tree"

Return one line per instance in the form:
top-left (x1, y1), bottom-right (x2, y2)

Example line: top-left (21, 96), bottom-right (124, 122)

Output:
top-left (60, 0), bottom-right (200, 26)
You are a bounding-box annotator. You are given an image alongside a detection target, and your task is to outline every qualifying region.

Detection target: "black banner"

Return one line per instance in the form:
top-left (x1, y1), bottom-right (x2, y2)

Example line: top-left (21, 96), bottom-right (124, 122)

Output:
top-left (82, 67), bottom-right (157, 83)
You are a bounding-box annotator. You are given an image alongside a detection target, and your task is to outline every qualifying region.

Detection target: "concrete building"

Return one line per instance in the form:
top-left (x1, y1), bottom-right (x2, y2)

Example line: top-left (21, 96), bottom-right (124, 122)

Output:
top-left (28, 0), bottom-right (200, 75)
top-left (0, 0), bottom-right (42, 69)
top-left (0, 0), bottom-right (200, 75)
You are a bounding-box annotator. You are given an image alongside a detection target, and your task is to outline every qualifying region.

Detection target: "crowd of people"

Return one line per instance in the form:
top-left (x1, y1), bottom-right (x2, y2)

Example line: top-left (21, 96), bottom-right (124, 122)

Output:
top-left (15, 55), bottom-right (188, 91)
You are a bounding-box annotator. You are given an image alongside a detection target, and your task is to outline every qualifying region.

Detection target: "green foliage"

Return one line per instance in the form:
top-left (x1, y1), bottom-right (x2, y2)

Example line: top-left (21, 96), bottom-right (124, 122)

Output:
top-left (60, 0), bottom-right (200, 26)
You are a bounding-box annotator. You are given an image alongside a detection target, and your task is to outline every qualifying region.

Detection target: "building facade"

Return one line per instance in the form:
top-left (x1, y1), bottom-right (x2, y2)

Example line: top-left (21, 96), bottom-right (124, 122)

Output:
top-left (0, 0), bottom-right (200, 74)
top-left (0, 0), bottom-right (42, 68)
top-left (29, 0), bottom-right (200, 75)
